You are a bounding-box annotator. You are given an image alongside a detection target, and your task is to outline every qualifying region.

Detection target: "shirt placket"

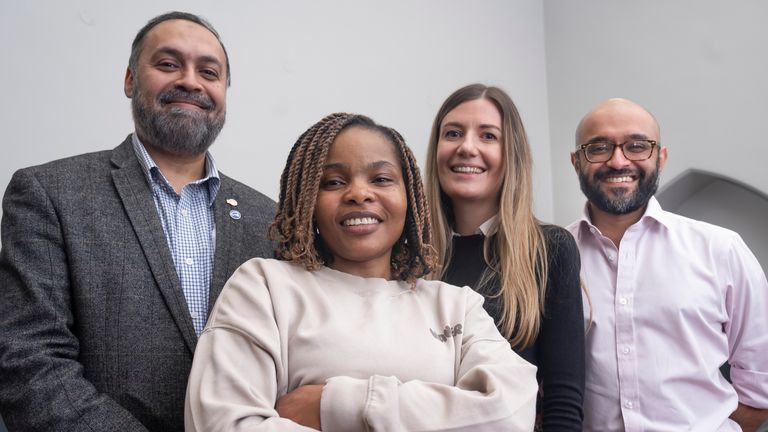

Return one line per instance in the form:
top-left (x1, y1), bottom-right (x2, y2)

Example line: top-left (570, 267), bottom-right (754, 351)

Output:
top-left (176, 186), bottom-right (208, 335)
top-left (614, 233), bottom-right (641, 431)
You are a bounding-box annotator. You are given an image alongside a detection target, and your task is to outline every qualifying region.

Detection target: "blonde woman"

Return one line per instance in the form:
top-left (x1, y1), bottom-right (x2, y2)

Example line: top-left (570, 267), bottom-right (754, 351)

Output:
top-left (426, 84), bottom-right (585, 430)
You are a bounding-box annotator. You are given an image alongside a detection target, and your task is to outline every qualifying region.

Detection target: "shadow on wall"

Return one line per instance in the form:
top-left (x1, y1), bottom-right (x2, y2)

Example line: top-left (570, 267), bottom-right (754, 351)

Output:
top-left (657, 168), bottom-right (768, 274)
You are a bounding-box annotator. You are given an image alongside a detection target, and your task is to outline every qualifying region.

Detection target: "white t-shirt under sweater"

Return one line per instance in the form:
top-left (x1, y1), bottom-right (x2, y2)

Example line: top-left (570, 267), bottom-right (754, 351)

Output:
top-left (184, 258), bottom-right (537, 431)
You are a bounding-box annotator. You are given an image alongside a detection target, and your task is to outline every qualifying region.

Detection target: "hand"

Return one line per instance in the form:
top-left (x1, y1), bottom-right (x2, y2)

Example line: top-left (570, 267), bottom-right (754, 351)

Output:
top-left (730, 402), bottom-right (768, 432)
top-left (276, 384), bottom-right (324, 430)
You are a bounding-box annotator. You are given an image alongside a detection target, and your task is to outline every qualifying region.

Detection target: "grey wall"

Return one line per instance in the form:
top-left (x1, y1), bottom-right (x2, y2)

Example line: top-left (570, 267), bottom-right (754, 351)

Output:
top-left (2, 2), bottom-right (768, 430)
top-left (658, 172), bottom-right (768, 273)
top-left (0, 0), bottom-right (554, 222)
top-left (1, 3), bottom-right (552, 429)
top-left (544, 0), bottom-right (768, 225)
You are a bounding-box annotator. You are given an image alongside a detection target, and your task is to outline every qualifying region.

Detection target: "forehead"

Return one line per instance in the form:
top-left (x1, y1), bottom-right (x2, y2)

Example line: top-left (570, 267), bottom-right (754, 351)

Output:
top-left (579, 101), bottom-right (659, 142)
top-left (442, 98), bottom-right (501, 126)
top-left (139, 19), bottom-right (225, 63)
top-left (327, 127), bottom-right (400, 166)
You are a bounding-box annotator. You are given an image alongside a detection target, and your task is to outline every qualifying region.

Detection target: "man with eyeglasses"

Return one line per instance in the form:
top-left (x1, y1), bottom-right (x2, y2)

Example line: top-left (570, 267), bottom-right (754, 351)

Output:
top-left (567, 98), bottom-right (768, 431)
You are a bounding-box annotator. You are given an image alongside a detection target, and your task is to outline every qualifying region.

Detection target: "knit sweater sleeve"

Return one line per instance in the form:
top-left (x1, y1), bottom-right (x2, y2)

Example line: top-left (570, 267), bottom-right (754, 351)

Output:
top-left (537, 226), bottom-right (585, 431)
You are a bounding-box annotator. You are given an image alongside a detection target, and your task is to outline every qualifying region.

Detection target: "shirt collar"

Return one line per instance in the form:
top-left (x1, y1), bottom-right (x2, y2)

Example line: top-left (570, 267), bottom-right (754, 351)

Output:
top-left (576, 195), bottom-right (669, 235)
top-left (131, 133), bottom-right (221, 205)
top-left (452, 214), bottom-right (498, 237)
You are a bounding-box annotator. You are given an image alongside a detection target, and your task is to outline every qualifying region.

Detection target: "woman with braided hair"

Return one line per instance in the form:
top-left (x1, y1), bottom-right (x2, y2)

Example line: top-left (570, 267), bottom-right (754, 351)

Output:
top-left (184, 113), bottom-right (537, 431)
top-left (425, 84), bottom-right (585, 431)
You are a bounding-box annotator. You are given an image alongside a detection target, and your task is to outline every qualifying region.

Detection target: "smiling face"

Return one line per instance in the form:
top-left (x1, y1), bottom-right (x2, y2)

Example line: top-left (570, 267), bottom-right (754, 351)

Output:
top-left (124, 19), bottom-right (227, 156)
top-left (313, 126), bottom-right (408, 279)
top-left (571, 99), bottom-right (667, 217)
top-left (436, 98), bottom-right (504, 220)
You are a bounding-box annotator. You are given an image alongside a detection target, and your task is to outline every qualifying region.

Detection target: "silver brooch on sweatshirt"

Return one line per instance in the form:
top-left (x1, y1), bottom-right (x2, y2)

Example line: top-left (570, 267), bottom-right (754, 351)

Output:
top-left (430, 324), bottom-right (462, 342)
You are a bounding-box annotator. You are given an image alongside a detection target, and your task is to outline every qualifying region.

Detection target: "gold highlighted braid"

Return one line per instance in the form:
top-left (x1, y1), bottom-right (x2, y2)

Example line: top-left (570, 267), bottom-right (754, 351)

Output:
top-left (269, 113), bottom-right (436, 283)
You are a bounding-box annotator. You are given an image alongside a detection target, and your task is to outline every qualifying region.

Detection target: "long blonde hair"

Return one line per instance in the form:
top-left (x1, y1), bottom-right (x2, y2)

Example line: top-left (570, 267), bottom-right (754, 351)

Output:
top-left (425, 84), bottom-right (548, 348)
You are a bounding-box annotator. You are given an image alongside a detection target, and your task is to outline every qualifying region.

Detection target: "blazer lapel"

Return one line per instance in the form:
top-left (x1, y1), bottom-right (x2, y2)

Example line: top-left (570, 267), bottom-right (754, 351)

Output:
top-left (209, 178), bottom-right (245, 308)
top-left (109, 137), bottom-right (198, 353)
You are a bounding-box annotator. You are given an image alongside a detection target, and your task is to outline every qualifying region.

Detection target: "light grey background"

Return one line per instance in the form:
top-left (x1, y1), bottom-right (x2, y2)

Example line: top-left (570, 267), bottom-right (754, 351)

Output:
top-left (0, 0), bottom-right (553, 221)
top-left (545, 0), bottom-right (768, 225)
top-left (1, 1), bottom-right (767, 430)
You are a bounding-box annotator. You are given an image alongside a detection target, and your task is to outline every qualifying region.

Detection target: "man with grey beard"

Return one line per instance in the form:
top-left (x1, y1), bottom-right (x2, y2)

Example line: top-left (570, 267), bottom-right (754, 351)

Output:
top-left (0, 12), bottom-right (275, 432)
top-left (567, 98), bottom-right (768, 431)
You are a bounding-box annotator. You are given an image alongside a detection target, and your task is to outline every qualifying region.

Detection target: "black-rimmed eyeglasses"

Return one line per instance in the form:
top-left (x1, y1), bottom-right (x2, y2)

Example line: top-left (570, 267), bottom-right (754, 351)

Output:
top-left (578, 139), bottom-right (657, 163)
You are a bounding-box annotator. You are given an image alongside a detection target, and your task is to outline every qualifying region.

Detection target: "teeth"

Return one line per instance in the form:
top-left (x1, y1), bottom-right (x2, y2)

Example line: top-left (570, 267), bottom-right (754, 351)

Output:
top-left (605, 176), bottom-right (633, 183)
top-left (343, 217), bottom-right (379, 226)
top-left (453, 166), bottom-right (483, 174)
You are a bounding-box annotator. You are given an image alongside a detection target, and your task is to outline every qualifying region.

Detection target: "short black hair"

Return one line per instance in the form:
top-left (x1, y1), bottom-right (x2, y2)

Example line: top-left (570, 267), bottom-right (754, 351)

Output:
top-left (128, 11), bottom-right (231, 86)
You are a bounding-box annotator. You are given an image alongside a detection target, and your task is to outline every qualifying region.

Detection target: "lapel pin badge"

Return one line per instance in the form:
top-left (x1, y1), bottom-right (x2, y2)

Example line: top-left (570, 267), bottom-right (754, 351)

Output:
top-left (229, 209), bottom-right (242, 220)
top-left (226, 198), bottom-right (238, 207)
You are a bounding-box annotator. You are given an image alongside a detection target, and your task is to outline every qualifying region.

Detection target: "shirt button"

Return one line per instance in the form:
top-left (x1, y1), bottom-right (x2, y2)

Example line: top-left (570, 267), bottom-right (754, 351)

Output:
top-left (607, 253), bottom-right (615, 261)
top-left (185, 258), bottom-right (193, 266)
top-left (190, 312), bottom-right (198, 319)
top-left (589, 227), bottom-right (596, 234)
top-left (181, 209), bottom-right (189, 217)
top-left (619, 298), bottom-right (628, 305)
top-left (622, 346), bottom-right (631, 354)
top-left (625, 400), bottom-right (633, 409)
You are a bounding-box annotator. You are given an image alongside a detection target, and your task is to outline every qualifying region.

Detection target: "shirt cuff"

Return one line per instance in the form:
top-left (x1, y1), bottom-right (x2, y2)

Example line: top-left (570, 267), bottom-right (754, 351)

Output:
top-left (320, 376), bottom-right (368, 431)
top-left (731, 367), bottom-right (768, 408)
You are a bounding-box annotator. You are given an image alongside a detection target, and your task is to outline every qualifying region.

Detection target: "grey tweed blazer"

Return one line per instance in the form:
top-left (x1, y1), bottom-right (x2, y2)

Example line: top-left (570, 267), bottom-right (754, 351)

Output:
top-left (0, 137), bottom-right (276, 431)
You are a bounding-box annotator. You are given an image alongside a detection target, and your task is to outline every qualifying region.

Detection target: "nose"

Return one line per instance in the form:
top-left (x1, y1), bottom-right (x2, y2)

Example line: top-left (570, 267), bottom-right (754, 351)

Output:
top-left (605, 144), bottom-right (631, 169)
top-left (343, 179), bottom-right (374, 204)
top-left (175, 66), bottom-right (204, 92)
top-left (456, 135), bottom-right (479, 157)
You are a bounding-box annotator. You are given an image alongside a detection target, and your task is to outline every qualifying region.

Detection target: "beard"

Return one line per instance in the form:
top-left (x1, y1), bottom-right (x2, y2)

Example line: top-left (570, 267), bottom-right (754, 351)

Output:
top-left (131, 83), bottom-right (225, 157)
top-left (578, 158), bottom-right (661, 215)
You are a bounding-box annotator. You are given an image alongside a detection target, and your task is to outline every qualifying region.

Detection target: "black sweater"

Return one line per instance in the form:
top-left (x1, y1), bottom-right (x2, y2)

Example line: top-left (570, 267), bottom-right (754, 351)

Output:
top-left (443, 225), bottom-right (585, 431)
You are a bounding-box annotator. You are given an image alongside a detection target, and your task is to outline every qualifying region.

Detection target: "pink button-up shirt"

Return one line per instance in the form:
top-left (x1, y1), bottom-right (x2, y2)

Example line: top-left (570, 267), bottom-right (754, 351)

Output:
top-left (567, 197), bottom-right (768, 431)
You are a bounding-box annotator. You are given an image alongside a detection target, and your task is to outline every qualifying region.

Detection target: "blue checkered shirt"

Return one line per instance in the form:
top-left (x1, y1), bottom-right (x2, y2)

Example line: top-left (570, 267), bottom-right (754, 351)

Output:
top-left (132, 135), bottom-right (220, 335)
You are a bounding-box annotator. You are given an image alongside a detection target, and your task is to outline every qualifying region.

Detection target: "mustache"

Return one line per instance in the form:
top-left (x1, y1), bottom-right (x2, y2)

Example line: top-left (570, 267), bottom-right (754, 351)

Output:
top-left (595, 168), bottom-right (641, 181)
top-left (157, 88), bottom-right (215, 111)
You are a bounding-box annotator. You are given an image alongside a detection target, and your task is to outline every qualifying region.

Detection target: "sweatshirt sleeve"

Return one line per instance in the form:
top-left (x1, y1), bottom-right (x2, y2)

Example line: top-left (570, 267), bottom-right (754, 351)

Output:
top-left (184, 260), bottom-right (315, 432)
top-left (320, 288), bottom-right (538, 431)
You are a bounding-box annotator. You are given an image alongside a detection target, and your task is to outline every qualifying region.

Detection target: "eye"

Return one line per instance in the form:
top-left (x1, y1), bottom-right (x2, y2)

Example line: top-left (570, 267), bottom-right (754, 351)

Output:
top-left (586, 142), bottom-right (610, 155)
top-left (443, 129), bottom-right (462, 139)
top-left (157, 61), bottom-right (179, 71)
top-left (626, 140), bottom-right (651, 153)
top-left (200, 68), bottom-right (220, 80)
top-left (321, 177), bottom-right (345, 189)
top-left (481, 132), bottom-right (498, 141)
top-left (372, 175), bottom-right (394, 185)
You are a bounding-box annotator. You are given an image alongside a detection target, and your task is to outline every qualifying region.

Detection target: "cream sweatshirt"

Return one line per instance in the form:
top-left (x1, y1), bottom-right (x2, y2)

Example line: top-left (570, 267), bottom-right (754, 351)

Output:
top-left (185, 258), bottom-right (537, 431)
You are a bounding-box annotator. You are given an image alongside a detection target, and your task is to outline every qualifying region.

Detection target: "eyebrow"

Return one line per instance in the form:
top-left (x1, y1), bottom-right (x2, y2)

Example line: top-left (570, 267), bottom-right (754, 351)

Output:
top-left (322, 160), bottom-right (398, 171)
top-left (584, 133), bottom-right (651, 144)
top-left (152, 46), bottom-right (224, 68)
top-left (441, 121), bottom-right (502, 132)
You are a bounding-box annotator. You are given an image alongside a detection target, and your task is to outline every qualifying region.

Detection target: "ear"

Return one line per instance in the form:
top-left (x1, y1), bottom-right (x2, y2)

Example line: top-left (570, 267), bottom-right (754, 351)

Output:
top-left (570, 151), bottom-right (580, 172)
top-left (658, 146), bottom-right (668, 171)
top-left (124, 67), bottom-right (134, 98)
